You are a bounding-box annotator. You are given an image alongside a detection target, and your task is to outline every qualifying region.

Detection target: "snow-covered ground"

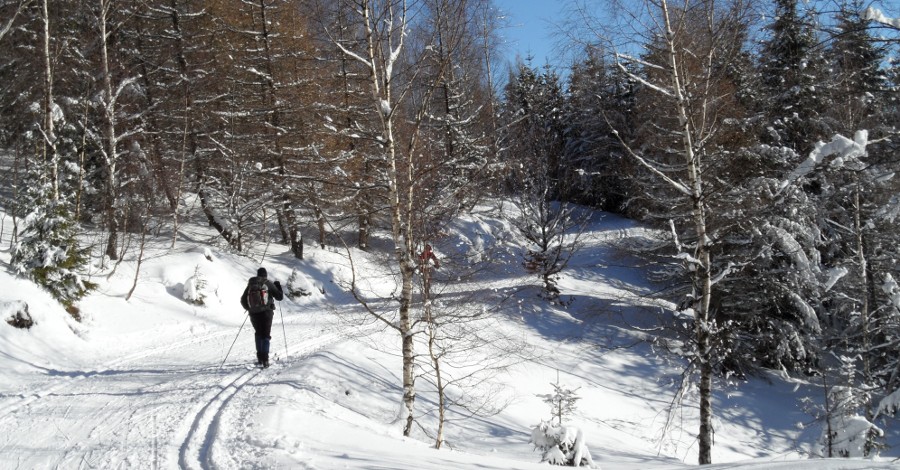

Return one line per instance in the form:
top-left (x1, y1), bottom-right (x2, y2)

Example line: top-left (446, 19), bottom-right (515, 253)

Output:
top-left (0, 205), bottom-right (897, 469)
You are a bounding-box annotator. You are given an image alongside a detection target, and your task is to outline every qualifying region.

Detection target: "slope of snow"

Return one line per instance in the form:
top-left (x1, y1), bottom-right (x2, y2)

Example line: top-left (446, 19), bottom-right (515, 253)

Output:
top-left (0, 206), bottom-right (897, 469)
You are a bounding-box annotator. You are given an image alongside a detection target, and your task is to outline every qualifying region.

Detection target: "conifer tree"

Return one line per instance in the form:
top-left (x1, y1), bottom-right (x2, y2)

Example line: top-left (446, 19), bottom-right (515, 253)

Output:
top-left (563, 47), bottom-right (634, 211)
top-left (758, 0), bottom-right (832, 154)
top-left (12, 160), bottom-right (94, 316)
top-left (827, 0), bottom-right (888, 133)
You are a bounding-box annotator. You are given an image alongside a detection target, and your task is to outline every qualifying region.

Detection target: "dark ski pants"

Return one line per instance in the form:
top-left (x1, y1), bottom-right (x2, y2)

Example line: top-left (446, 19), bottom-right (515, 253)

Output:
top-left (249, 311), bottom-right (274, 358)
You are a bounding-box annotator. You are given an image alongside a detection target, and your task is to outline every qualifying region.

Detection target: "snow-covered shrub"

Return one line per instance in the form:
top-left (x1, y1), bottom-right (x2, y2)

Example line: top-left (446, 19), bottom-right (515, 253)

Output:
top-left (183, 265), bottom-right (207, 306)
top-left (816, 384), bottom-right (883, 458)
top-left (877, 388), bottom-right (900, 417)
top-left (285, 268), bottom-right (312, 299)
top-left (3, 301), bottom-right (34, 329)
top-left (820, 413), bottom-right (883, 458)
top-left (530, 421), bottom-right (597, 468)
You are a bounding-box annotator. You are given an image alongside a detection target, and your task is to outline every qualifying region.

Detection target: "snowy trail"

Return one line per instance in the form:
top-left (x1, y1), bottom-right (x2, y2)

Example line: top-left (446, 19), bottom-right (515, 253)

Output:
top-left (0, 309), bottom-right (343, 469)
top-left (178, 367), bottom-right (261, 470)
top-left (0, 328), bottom-right (236, 419)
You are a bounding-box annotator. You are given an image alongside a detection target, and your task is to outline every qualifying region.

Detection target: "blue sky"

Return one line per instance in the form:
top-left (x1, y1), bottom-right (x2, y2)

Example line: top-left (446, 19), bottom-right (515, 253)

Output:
top-left (493, 0), bottom-right (570, 69)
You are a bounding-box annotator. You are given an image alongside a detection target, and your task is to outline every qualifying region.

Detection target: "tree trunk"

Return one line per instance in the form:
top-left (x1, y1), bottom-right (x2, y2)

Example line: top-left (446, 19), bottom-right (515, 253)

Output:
top-left (289, 222), bottom-right (303, 259)
top-left (198, 187), bottom-right (241, 251)
top-left (854, 177), bottom-right (880, 455)
top-left (41, 0), bottom-right (58, 202)
top-left (386, 107), bottom-right (417, 437)
top-left (315, 205), bottom-right (327, 249)
top-left (427, 303), bottom-right (446, 449)
top-left (11, 141), bottom-right (21, 247)
top-left (99, 0), bottom-right (119, 261)
top-left (125, 225), bottom-right (147, 301)
top-left (358, 207), bottom-right (370, 250)
top-left (337, 0), bottom-right (451, 438)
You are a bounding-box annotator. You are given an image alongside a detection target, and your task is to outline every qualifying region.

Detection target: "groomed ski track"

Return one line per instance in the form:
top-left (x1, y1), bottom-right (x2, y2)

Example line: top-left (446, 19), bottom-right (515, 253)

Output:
top-left (0, 311), bottom-right (346, 469)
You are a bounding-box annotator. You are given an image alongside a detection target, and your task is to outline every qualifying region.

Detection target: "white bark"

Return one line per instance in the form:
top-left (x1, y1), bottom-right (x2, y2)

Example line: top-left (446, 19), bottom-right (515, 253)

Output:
top-left (40, 0), bottom-right (58, 201)
top-left (0, 1), bottom-right (32, 43)
top-left (658, 0), bottom-right (714, 460)
top-left (612, 0), bottom-right (719, 463)
top-left (336, 0), bottom-right (419, 438)
top-left (99, 0), bottom-right (120, 260)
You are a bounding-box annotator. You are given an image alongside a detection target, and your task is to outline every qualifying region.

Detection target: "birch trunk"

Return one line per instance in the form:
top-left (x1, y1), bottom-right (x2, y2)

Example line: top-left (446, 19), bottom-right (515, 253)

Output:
top-left (335, 0), bottom-right (450, 438)
top-left (41, 0), bottom-right (58, 202)
top-left (346, 0), bottom-right (418, 437)
top-left (99, 0), bottom-right (119, 260)
top-left (426, 301), bottom-right (446, 449)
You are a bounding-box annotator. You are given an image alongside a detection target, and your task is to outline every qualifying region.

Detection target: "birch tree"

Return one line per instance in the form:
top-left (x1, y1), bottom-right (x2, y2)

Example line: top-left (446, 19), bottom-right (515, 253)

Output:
top-left (329, 0), bottom-right (447, 437)
top-left (585, 0), bottom-right (754, 463)
top-left (96, 0), bottom-right (141, 261)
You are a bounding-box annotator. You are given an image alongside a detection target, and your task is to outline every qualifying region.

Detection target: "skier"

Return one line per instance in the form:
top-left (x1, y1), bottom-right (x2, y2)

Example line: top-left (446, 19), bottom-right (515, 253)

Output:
top-left (418, 244), bottom-right (441, 294)
top-left (240, 267), bottom-right (284, 368)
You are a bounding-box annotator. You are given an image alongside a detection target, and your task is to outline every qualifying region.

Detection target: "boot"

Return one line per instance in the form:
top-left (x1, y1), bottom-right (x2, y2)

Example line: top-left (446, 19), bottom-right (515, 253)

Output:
top-left (261, 353), bottom-right (269, 368)
top-left (256, 352), bottom-right (264, 366)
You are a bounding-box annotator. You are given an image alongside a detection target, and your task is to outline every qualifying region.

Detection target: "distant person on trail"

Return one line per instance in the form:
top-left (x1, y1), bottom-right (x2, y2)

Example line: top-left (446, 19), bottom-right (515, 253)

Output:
top-left (418, 244), bottom-right (441, 294)
top-left (419, 244), bottom-right (441, 270)
top-left (240, 267), bottom-right (284, 368)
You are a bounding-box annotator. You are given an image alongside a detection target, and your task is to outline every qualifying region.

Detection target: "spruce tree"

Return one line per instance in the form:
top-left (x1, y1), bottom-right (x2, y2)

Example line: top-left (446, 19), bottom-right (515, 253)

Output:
top-left (563, 47), bottom-right (635, 211)
top-left (758, 0), bottom-right (833, 154)
top-left (12, 160), bottom-right (94, 317)
top-left (828, 0), bottom-right (888, 133)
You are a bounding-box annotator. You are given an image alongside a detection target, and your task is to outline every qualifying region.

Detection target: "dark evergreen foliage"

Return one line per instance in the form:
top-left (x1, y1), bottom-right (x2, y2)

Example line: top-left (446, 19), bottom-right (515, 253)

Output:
top-left (11, 160), bottom-right (94, 316)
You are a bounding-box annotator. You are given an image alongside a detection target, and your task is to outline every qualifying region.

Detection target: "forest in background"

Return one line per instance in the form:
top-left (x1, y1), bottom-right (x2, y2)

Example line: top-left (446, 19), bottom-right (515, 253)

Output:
top-left (1, 0), bottom-right (899, 464)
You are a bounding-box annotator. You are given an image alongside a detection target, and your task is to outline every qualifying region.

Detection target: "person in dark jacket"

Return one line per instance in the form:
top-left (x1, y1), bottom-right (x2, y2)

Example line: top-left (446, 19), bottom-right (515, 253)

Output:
top-left (240, 267), bottom-right (284, 368)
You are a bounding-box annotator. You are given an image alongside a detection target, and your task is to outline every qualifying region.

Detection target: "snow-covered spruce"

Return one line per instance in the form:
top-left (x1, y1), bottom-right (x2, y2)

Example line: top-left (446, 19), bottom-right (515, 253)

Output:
top-left (182, 265), bottom-right (208, 306)
top-left (285, 268), bottom-right (313, 299)
top-left (530, 421), bottom-right (598, 468)
top-left (12, 198), bottom-right (94, 317)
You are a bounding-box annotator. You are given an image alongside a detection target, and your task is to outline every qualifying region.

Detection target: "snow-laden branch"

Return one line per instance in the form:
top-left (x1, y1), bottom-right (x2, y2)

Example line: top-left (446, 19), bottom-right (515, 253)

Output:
top-left (863, 7), bottom-right (900, 29)
top-left (385, 21), bottom-right (405, 83)
top-left (764, 223), bottom-right (818, 281)
top-left (883, 274), bottom-right (900, 311)
top-left (778, 131), bottom-right (868, 193)
top-left (615, 53), bottom-right (674, 98)
top-left (876, 387), bottom-right (900, 419)
top-left (0, 0), bottom-right (31, 42)
top-left (333, 40), bottom-right (374, 71)
top-left (876, 194), bottom-right (900, 223)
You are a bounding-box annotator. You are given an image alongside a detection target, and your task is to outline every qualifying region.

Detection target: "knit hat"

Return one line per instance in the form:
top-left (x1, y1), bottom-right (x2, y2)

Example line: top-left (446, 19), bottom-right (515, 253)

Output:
top-left (257, 267), bottom-right (268, 278)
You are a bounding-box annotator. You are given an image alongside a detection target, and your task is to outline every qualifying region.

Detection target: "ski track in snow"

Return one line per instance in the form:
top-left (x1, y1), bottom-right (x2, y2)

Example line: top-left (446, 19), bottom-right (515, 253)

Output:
top-left (178, 367), bottom-right (261, 470)
top-left (0, 328), bottom-right (234, 419)
top-left (0, 312), bottom-right (344, 469)
top-left (179, 325), bottom-right (343, 470)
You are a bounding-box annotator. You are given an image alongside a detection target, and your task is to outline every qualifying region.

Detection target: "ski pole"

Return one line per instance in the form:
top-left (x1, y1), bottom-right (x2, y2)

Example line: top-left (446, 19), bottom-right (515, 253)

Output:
top-left (280, 307), bottom-right (288, 359)
top-left (220, 312), bottom-right (249, 369)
